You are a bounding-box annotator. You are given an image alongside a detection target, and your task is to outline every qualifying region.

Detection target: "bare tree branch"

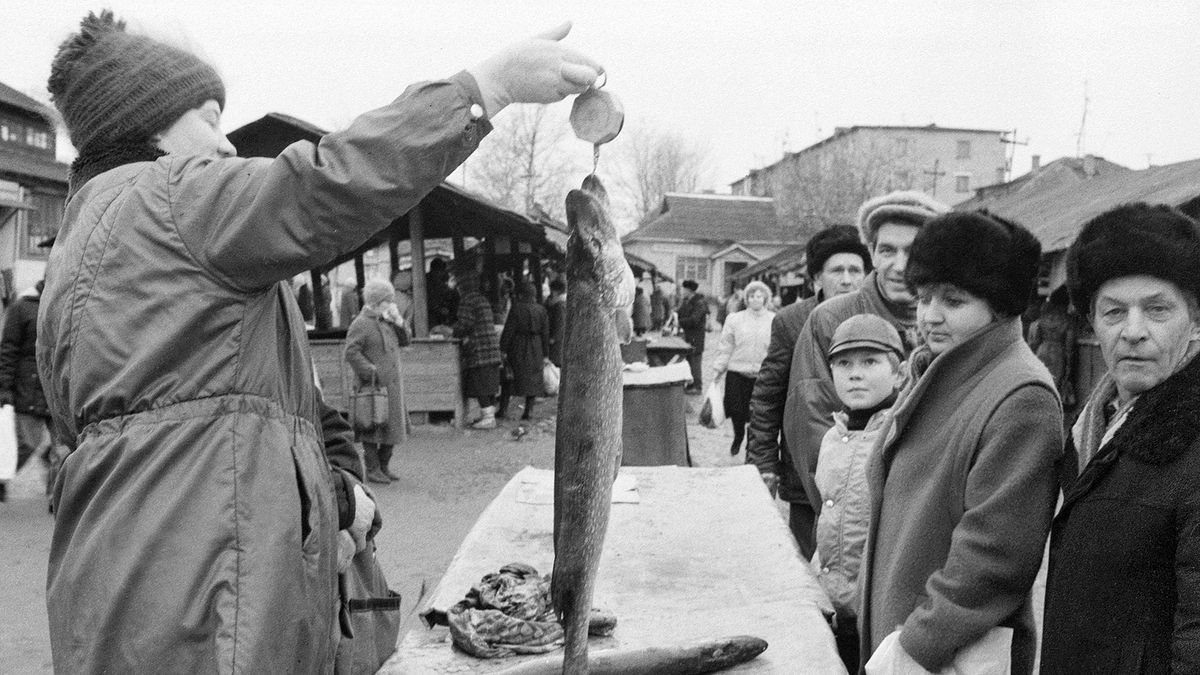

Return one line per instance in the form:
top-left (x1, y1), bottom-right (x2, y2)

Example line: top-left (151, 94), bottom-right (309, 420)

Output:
top-left (613, 121), bottom-right (711, 222)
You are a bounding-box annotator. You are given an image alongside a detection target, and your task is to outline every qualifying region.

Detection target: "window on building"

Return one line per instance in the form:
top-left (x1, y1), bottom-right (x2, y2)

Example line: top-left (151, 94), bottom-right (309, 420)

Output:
top-left (22, 191), bottom-right (64, 258)
top-left (996, 168), bottom-right (1006, 185)
top-left (893, 137), bottom-right (910, 156)
top-left (956, 140), bottom-right (971, 160)
top-left (676, 256), bottom-right (709, 285)
top-left (955, 174), bottom-right (971, 193)
top-left (893, 169), bottom-right (913, 190)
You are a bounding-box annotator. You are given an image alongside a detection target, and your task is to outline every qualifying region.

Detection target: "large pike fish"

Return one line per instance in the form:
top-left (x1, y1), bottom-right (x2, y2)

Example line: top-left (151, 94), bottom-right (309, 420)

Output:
top-left (553, 174), bottom-right (635, 674)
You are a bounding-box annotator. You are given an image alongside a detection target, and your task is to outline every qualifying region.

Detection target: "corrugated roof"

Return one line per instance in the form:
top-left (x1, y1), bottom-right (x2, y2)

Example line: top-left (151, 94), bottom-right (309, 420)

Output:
top-left (957, 157), bottom-right (1200, 252)
top-left (957, 155), bottom-right (1130, 211)
top-left (622, 193), bottom-right (791, 244)
top-left (729, 244), bottom-right (806, 283)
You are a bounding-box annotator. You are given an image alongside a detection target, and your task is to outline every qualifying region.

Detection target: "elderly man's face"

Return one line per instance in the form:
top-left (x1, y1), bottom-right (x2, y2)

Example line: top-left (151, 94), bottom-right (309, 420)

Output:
top-left (872, 222), bottom-right (920, 304)
top-left (816, 252), bottom-right (866, 299)
top-left (1093, 275), bottom-right (1200, 402)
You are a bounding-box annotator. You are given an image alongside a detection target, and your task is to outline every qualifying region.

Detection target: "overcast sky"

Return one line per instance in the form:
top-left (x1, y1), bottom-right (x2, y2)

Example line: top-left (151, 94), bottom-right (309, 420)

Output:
top-left (4, 1), bottom-right (1199, 190)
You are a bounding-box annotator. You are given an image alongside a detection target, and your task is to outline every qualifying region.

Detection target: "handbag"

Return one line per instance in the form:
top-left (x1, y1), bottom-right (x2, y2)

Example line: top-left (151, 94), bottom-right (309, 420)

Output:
top-left (351, 373), bottom-right (389, 432)
top-left (0, 404), bottom-right (15, 481)
top-left (335, 540), bottom-right (403, 674)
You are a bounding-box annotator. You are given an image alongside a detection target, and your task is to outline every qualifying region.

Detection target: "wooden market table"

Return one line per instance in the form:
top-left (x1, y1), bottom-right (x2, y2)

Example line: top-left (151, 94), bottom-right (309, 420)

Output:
top-left (384, 465), bottom-right (845, 674)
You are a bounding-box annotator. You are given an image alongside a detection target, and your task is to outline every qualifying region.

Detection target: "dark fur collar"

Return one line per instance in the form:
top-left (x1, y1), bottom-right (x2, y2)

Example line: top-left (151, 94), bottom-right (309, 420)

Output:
top-left (1111, 351), bottom-right (1200, 464)
top-left (68, 142), bottom-right (164, 200)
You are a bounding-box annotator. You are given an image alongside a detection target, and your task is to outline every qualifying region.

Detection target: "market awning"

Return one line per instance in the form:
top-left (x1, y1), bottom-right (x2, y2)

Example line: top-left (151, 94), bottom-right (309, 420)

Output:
top-left (729, 244), bottom-right (805, 285)
top-left (625, 250), bottom-right (673, 282)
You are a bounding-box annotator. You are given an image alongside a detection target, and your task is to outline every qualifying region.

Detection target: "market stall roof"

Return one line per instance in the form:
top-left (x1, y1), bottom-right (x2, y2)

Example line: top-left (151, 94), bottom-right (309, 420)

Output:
top-left (227, 112), bottom-right (552, 269)
top-left (956, 156), bottom-right (1200, 253)
top-left (729, 244), bottom-right (805, 285)
top-left (624, 249), bottom-right (673, 282)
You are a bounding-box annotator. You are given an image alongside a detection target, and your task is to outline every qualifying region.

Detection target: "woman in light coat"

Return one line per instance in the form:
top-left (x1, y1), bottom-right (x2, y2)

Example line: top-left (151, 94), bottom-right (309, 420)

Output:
top-left (345, 278), bottom-right (410, 484)
top-left (859, 211), bottom-right (1062, 674)
top-left (711, 280), bottom-right (775, 455)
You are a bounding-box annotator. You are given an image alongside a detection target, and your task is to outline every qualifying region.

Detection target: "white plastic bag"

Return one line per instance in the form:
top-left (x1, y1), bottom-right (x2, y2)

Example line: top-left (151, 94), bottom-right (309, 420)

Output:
top-left (700, 379), bottom-right (725, 429)
top-left (0, 404), bottom-right (17, 481)
top-left (543, 361), bottom-right (561, 396)
top-left (865, 627), bottom-right (1012, 675)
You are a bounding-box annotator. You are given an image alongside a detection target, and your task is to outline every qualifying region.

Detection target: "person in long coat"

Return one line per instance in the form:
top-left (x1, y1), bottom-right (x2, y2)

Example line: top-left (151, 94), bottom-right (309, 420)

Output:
top-left (859, 211), bottom-right (1062, 674)
top-left (36, 10), bottom-right (601, 672)
top-left (499, 281), bottom-right (550, 421)
top-left (1041, 204), bottom-right (1200, 674)
top-left (544, 277), bottom-right (566, 367)
top-left (345, 278), bottom-right (410, 485)
top-left (454, 269), bottom-right (504, 429)
top-left (0, 279), bottom-right (56, 503)
top-left (632, 285), bottom-right (651, 336)
top-left (677, 280), bottom-right (709, 393)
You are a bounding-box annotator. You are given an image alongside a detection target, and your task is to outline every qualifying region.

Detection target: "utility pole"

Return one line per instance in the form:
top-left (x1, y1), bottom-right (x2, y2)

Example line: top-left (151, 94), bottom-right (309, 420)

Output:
top-left (924, 158), bottom-right (946, 196)
top-left (1001, 129), bottom-right (1029, 182)
top-left (1076, 80), bottom-right (1089, 157)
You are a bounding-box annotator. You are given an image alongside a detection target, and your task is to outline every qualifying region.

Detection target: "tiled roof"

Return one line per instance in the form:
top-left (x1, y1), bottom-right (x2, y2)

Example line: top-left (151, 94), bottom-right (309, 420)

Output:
top-left (622, 193), bottom-right (791, 244)
top-left (956, 157), bottom-right (1200, 252)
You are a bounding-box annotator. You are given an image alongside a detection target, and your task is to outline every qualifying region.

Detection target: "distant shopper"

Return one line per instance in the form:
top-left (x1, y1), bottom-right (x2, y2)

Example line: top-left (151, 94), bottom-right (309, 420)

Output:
top-left (544, 277), bottom-right (567, 366)
top-left (814, 314), bottom-right (903, 672)
top-left (0, 280), bottom-right (55, 503)
top-left (455, 268), bottom-right (504, 429)
top-left (711, 280), bottom-right (774, 455)
top-left (632, 285), bottom-right (651, 336)
top-left (860, 211), bottom-right (1060, 674)
top-left (745, 224), bottom-right (871, 557)
top-left (1026, 284), bottom-right (1077, 406)
top-left (1041, 204), bottom-right (1200, 675)
top-left (650, 282), bottom-right (669, 331)
top-left (677, 279), bottom-right (709, 394)
top-left (499, 281), bottom-right (550, 421)
top-left (344, 278), bottom-right (410, 485)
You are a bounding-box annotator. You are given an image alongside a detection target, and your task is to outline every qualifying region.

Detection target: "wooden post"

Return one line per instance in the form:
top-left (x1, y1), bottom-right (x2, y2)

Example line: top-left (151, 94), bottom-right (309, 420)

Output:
top-left (409, 208), bottom-right (430, 338)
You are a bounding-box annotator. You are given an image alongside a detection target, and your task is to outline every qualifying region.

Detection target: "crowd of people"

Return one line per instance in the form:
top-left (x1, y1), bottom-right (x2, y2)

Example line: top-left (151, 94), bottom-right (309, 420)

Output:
top-left (6, 7), bottom-right (1196, 674)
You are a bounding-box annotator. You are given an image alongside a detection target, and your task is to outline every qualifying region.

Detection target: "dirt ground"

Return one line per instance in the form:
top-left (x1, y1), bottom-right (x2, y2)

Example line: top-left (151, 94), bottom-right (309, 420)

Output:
top-left (0, 330), bottom-right (756, 673)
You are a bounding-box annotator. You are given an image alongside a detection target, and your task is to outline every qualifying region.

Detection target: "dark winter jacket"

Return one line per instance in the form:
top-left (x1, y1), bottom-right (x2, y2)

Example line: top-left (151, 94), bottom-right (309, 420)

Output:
top-left (454, 290), bottom-right (502, 370)
top-left (784, 271), bottom-right (919, 511)
top-left (544, 293), bottom-right (566, 367)
top-left (0, 290), bottom-right (49, 417)
top-left (1041, 353), bottom-right (1200, 674)
top-left (745, 292), bottom-right (821, 503)
top-left (860, 318), bottom-right (1062, 674)
top-left (37, 72), bottom-right (489, 673)
top-left (677, 292), bottom-right (709, 348)
top-left (500, 298), bottom-right (550, 397)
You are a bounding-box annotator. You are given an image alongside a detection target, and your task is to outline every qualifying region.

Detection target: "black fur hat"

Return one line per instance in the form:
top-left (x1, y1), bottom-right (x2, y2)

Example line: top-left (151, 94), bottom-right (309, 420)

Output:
top-left (1067, 203), bottom-right (1200, 314)
top-left (905, 210), bottom-right (1042, 316)
top-left (806, 224), bottom-right (872, 279)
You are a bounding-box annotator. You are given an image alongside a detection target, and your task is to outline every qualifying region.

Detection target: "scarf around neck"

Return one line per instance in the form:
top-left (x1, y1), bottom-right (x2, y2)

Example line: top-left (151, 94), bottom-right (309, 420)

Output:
top-left (68, 141), bottom-right (165, 200)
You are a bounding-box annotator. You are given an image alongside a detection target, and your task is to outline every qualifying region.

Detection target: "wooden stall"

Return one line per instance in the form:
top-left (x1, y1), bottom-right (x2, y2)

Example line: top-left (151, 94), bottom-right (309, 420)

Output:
top-left (228, 114), bottom-right (561, 425)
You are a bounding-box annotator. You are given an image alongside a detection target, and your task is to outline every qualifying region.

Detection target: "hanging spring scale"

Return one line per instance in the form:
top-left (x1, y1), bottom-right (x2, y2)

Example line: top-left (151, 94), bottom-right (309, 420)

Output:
top-left (569, 73), bottom-right (624, 173)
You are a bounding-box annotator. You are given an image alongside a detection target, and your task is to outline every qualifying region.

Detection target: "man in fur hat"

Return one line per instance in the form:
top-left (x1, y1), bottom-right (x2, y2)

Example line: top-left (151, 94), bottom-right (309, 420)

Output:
top-left (781, 191), bottom-right (948, 534)
top-left (745, 224), bottom-right (871, 558)
top-left (39, 10), bottom-right (602, 672)
top-left (1041, 203), bottom-right (1200, 674)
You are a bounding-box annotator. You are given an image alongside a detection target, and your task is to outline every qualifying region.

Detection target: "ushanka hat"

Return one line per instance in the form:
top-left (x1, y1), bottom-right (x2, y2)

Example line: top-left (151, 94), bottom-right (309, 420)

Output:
top-left (806, 224), bottom-right (872, 278)
top-left (905, 210), bottom-right (1042, 316)
top-left (48, 10), bottom-right (225, 156)
top-left (857, 190), bottom-right (950, 249)
top-left (1067, 203), bottom-right (1200, 313)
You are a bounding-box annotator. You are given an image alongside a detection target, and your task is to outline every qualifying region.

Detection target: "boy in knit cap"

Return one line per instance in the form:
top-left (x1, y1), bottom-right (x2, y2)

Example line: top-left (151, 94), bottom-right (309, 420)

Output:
top-left (39, 10), bottom-right (602, 673)
top-left (812, 313), bottom-right (904, 672)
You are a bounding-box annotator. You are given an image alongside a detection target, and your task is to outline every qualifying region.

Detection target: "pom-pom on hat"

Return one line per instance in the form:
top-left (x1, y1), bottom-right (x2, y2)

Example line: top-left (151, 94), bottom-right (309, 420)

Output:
top-left (1067, 203), bottom-right (1200, 313)
top-left (905, 210), bottom-right (1042, 317)
top-left (806, 224), bottom-right (872, 279)
top-left (48, 10), bottom-right (225, 156)
top-left (857, 190), bottom-right (950, 249)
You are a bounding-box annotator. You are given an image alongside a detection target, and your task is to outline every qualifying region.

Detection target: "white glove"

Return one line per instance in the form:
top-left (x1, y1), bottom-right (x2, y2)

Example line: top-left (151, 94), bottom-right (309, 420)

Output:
top-left (468, 22), bottom-right (603, 116)
top-left (347, 483), bottom-right (376, 552)
top-left (337, 531), bottom-right (357, 572)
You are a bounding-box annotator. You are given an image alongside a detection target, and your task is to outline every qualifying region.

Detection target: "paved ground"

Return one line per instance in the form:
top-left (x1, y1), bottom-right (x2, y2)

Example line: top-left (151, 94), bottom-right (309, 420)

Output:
top-left (0, 330), bottom-right (758, 672)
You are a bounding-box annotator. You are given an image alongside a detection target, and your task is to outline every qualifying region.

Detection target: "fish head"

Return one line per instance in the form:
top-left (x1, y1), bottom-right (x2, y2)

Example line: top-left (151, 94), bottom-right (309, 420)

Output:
top-left (565, 175), bottom-right (637, 312)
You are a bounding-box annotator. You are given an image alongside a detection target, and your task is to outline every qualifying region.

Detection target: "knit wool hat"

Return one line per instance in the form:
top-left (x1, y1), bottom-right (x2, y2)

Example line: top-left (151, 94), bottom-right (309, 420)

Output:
top-left (48, 10), bottom-right (225, 155)
top-left (857, 190), bottom-right (950, 249)
top-left (905, 210), bottom-right (1042, 317)
top-left (806, 224), bottom-right (872, 278)
top-left (1067, 203), bottom-right (1200, 314)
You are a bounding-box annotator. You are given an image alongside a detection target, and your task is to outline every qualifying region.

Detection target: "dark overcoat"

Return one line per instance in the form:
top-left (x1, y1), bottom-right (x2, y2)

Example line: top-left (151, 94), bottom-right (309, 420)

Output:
top-left (344, 309), bottom-right (409, 444)
top-left (500, 299), bottom-right (550, 397)
top-left (1041, 353), bottom-right (1200, 674)
top-left (0, 291), bottom-right (49, 417)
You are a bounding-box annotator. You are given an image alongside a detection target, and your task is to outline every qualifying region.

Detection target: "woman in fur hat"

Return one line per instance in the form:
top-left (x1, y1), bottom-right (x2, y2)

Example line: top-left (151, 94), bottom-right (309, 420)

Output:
top-left (38, 10), bottom-right (601, 673)
top-left (1041, 204), bottom-right (1200, 674)
top-left (858, 211), bottom-right (1063, 674)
